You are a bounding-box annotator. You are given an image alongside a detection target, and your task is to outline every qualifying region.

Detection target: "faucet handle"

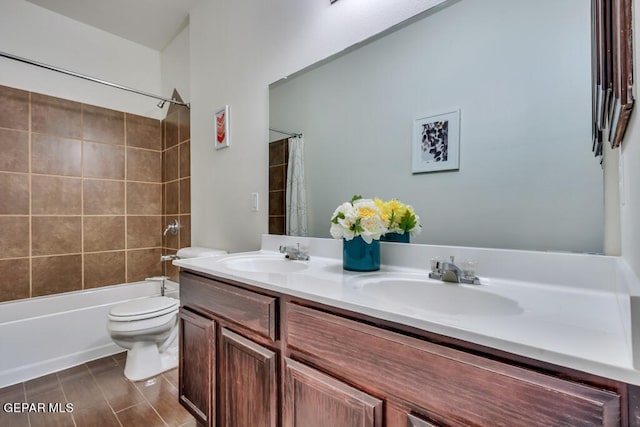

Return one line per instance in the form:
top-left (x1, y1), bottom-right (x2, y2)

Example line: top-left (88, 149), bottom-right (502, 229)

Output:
top-left (163, 219), bottom-right (179, 236)
top-left (430, 257), bottom-right (444, 273)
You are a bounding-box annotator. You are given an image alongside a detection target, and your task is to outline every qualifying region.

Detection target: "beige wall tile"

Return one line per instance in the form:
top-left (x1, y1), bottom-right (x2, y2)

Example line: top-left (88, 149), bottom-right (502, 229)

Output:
top-left (0, 84), bottom-right (29, 131)
top-left (179, 215), bottom-right (191, 248)
top-left (32, 216), bottom-right (82, 256)
top-left (31, 134), bottom-right (82, 177)
top-left (32, 255), bottom-right (82, 296)
top-left (179, 178), bottom-right (190, 214)
top-left (31, 93), bottom-right (82, 139)
top-left (0, 129), bottom-right (29, 173)
top-left (127, 216), bottom-right (162, 249)
top-left (84, 251), bottom-right (126, 288)
top-left (127, 183), bottom-right (162, 215)
top-left (83, 142), bottom-right (125, 180)
top-left (164, 111), bottom-right (178, 150)
top-left (32, 176), bottom-right (82, 215)
top-left (82, 104), bottom-right (125, 145)
top-left (0, 258), bottom-right (29, 302)
top-left (179, 141), bottom-right (190, 178)
top-left (163, 146), bottom-right (178, 182)
top-left (126, 114), bottom-right (161, 150)
top-left (0, 173), bottom-right (29, 214)
top-left (83, 180), bottom-right (125, 215)
top-left (179, 107), bottom-right (190, 143)
top-left (127, 148), bottom-right (161, 183)
top-left (164, 181), bottom-right (178, 215)
top-left (127, 249), bottom-right (162, 282)
top-left (84, 216), bottom-right (125, 252)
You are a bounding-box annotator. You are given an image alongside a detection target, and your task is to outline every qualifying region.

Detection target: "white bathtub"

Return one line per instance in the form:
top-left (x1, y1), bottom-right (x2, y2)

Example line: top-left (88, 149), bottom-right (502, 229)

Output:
top-left (0, 280), bottom-right (179, 388)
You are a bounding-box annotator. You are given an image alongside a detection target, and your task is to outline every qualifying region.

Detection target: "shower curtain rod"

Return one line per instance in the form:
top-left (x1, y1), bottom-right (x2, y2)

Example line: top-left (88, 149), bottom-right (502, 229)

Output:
top-left (269, 128), bottom-right (302, 138)
top-left (0, 51), bottom-right (190, 109)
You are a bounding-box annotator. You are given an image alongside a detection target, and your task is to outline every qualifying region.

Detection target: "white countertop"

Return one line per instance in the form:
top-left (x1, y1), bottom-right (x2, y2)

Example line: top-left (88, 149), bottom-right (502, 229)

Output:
top-left (175, 235), bottom-right (640, 385)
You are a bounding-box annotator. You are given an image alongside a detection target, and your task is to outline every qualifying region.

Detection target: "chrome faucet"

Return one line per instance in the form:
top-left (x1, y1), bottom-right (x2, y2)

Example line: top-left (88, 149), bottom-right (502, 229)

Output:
top-left (429, 256), bottom-right (480, 285)
top-left (160, 254), bottom-right (180, 262)
top-left (163, 219), bottom-right (179, 236)
top-left (279, 243), bottom-right (310, 261)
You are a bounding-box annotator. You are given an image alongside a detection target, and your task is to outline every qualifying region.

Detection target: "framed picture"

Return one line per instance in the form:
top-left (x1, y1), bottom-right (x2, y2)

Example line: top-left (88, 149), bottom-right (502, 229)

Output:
top-left (214, 105), bottom-right (230, 149)
top-left (412, 109), bottom-right (460, 173)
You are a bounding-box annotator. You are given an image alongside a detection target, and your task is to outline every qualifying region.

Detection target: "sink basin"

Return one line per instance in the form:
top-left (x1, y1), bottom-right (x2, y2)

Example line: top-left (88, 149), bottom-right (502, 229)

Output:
top-left (353, 273), bottom-right (521, 316)
top-left (221, 255), bottom-right (309, 273)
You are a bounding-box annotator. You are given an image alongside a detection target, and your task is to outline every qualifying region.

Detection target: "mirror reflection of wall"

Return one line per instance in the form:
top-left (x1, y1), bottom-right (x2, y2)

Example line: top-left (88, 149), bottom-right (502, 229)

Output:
top-left (269, 0), bottom-right (603, 254)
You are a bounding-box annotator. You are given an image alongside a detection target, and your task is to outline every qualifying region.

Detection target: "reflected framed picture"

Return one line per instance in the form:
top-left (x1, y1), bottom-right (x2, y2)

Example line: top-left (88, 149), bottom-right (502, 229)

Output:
top-left (214, 105), bottom-right (230, 149)
top-left (412, 109), bottom-right (460, 174)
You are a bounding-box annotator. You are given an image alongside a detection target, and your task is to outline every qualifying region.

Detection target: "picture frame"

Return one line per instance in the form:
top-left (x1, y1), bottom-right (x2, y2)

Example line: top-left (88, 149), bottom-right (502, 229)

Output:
top-left (591, 0), bottom-right (634, 151)
top-left (412, 109), bottom-right (460, 174)
top-left (214, 105), bottom-right (230, 149)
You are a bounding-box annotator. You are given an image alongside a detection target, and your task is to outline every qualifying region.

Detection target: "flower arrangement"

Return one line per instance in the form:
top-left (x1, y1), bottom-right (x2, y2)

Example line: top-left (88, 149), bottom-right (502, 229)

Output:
top-left (374, 198), bottom-right (422, 237)
top-left (330, 195), bottom-right (387, 244)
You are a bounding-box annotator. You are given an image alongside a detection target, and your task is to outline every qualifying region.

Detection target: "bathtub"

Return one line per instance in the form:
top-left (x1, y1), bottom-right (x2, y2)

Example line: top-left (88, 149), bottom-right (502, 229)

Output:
top-left (0, 280), bottom-right (179, 388)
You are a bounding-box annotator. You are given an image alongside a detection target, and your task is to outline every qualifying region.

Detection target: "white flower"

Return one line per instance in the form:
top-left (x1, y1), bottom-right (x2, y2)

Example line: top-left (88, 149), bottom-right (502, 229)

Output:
top-left (330, 197), bottom-right (387, 242)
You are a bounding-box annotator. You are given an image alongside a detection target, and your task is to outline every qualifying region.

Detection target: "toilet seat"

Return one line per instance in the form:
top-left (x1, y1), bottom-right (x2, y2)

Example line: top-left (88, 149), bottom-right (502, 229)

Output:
top-left (108, 296), bottom-right (179, 322)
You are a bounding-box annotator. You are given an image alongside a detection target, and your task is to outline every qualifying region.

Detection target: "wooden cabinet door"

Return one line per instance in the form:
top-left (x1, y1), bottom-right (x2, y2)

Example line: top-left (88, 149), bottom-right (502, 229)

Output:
top-left (220, 328), bottom-right (277, 427)
top-left (283, 358), bottom-right (383, 427)
top-left (179, 308), bottom-right (216, 427)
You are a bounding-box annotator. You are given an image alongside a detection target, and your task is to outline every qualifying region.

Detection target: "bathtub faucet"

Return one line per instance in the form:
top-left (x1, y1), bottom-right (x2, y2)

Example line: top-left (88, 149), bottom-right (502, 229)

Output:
top-left (160, 254), bottom-right (180, 262)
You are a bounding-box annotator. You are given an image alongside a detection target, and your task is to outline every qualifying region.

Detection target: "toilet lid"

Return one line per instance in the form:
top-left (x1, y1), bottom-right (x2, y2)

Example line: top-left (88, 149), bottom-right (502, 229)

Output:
top-left (109, 296), bottom-right (179, 321)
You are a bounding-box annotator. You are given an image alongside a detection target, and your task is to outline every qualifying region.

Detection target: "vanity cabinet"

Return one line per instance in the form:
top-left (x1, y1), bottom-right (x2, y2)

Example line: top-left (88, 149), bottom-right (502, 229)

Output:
top-left (283, 358), bottom-right (383, 427)
top-left (285, 303), bottom-right (621, 426)
top-left (179, 271), bottom-right (279, 427)
top-left (220, 328), bottom-right (277, 427)
top-left (179, 270), bottom-right (629, 427)
top-left (178, 308), bottom-right (216, 427)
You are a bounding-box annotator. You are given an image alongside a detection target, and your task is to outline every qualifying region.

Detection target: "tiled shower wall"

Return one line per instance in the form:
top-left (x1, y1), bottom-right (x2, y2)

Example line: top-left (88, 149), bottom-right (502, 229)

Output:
top-left (268, 138), bottom-right (288, 235)
top-left (0, 84), bottom-right (190, 303)
top-left (162, 102), bottom-right (191, 282)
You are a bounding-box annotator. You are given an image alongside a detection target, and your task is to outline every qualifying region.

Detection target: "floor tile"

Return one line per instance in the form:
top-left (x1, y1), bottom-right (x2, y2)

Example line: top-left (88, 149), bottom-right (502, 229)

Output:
top-left (136, 375), bottom-right (192, 427)
top-left (0, 354), bottom-right (194, 427)
top-left (116, 401), bottom-right (167, 427)
top-left (24, 372), bottom-right (61, 398)
top-left (72, 400), bottom-right (120, 427)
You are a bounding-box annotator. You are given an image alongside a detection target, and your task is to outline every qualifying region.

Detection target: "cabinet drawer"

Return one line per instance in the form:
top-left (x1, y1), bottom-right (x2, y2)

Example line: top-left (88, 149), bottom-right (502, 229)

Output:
top-left (285, 303), bottom-right (620, 427)
top-left (181, 271), bottom-right (277, 339)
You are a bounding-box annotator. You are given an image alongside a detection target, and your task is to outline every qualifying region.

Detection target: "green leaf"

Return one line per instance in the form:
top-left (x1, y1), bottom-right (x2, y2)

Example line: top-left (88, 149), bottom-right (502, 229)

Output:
top-left (388, 210), bottom-right (396, 228)
top-left (398, 210), bottom-right (417, 231)
top-left (351, 218), bottom-right (365, 234)
top-left (331, 212), bottom-right (345, 224)
top-left (350, 195), bottom-right (363, 204)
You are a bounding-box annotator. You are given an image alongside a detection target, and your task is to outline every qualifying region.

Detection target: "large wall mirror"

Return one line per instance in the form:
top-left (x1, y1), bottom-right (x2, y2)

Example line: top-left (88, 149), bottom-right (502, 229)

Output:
top-left (269, 0), bottom-right (608, 254)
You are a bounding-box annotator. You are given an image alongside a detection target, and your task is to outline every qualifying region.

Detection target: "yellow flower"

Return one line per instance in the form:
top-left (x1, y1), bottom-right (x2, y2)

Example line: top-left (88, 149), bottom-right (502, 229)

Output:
top-left (358, 206), bottom-right (378, 219)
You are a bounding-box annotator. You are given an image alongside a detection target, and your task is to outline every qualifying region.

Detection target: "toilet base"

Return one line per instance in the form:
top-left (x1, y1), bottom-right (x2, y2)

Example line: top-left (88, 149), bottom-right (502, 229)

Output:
top-left (123, 340), bottom-right (178, 382)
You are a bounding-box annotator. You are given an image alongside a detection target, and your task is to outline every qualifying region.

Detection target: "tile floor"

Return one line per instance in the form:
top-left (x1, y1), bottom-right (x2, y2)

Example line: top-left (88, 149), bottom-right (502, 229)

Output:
top-left (0, 352), bottom-right (196, 427)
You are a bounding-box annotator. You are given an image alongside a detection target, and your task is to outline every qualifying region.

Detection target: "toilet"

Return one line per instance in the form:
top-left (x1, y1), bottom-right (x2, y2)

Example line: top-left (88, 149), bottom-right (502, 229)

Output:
top-left (107, 247), bottom-right (226, 381)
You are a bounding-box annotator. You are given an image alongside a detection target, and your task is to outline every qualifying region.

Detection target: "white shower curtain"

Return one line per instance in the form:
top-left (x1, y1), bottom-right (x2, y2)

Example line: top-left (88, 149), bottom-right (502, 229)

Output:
top-left (286, 135), bottom-right (308, 236)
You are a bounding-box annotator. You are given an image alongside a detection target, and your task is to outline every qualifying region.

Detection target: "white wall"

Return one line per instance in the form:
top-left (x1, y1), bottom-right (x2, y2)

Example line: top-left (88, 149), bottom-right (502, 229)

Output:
top-left (161, 25), bottom-right (190, 107)
top-left (619, 0), bottom-right (640, 279)
top-left (269, 0), bottom-right (600, 253)
top-left (0, 0), bottom-right (163, 119)
top-left (189, 0), bottom-right (449, 253)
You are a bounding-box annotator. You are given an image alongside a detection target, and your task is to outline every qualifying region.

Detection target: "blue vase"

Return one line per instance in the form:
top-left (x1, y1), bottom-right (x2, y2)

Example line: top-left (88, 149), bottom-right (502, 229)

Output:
top-left (343, 237), bottom-right (380, 271)
top-left (380, 232), bottom-right (410, 243)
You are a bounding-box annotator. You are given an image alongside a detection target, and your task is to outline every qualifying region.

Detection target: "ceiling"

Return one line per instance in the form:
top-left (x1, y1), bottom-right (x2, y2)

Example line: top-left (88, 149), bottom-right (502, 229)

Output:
top-left (24, 0), bottom-right (200, 51)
